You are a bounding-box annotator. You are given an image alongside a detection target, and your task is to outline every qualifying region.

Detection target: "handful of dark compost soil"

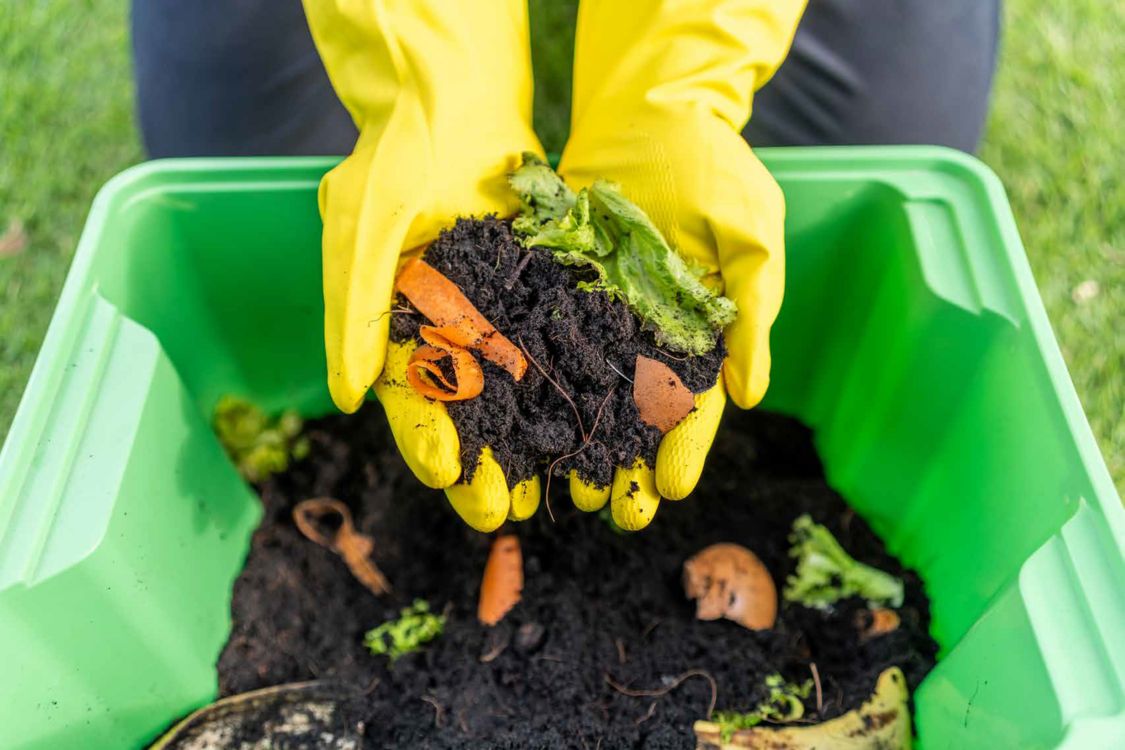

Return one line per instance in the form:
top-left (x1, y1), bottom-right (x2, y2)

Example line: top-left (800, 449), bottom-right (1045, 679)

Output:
top-left (390, 217), bottom-right (724, 489)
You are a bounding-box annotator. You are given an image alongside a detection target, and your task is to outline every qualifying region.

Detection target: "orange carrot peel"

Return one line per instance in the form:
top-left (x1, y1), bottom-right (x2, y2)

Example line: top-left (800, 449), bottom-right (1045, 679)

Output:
top-left (478, 534), bottom-right (523, 626)
top-left (293, 498), bottom-right (391, 596)
top-left (396, 259), bottom-right (528, 387)
top-left (405, 326), bottom-right (485, 402)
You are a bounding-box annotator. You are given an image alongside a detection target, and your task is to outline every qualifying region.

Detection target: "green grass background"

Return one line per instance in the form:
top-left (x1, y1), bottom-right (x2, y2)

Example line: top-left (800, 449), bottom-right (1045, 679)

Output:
top-left (1, 1), bottom-right (1121, 492)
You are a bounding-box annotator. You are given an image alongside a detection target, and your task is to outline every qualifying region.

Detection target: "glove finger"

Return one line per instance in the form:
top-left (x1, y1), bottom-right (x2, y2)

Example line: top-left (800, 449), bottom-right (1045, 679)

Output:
top-left (507, 475), bottom-right (541, 521)
top-left (569, 471), bottom-right (611, 512)
top-left (610, 459), bottom-right (660, 531)
top-left (656, 375), bottom-right (726, 500)
top-left (374, 340), bottom-right (462, 489)
top-left (444, 447), bottom-right (511, 533)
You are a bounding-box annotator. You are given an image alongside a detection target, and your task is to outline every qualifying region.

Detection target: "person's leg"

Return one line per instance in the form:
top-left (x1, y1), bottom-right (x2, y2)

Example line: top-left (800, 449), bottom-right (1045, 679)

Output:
top-left (744, 0), bottom-right (1001, 152)
top-left (132, 0), bottom-right (356, 157)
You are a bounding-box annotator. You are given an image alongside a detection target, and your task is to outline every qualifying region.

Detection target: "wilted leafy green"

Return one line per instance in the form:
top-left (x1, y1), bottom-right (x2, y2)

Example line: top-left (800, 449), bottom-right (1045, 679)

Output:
top-left (784, 515), bottom-right (904, 610)
top-left (212, 395), bottom-right (310, 483)
top-left (365, 599), bottom-right (446, 662)
top-left (510, 154), bottom-right (736, 355)
top-left (713, 673), bottom-right (814, 741)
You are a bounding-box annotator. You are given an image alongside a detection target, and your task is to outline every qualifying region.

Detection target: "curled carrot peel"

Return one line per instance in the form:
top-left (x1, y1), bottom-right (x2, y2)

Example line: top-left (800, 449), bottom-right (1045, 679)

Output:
top-left (406, 326), bottom-right (485, 401)
top-left (478, 534), bottom-right (523, 626)
top-left (293, 498), bottom-right (391, 596)
top-left (396, 259), bottom-right (527, 381)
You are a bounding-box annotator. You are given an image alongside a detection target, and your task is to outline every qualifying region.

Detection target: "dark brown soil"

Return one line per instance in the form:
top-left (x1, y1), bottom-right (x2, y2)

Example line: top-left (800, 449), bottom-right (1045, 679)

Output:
top-left (217, 405), bottom-right (937, 749)
top-left (388, 217), bottom-right (725, 488)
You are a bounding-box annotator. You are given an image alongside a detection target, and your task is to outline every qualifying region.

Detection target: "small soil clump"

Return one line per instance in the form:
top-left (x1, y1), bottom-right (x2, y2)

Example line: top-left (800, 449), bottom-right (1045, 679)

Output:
top-left (217, 406), bottom-right (937, 749)
top-left (389, 217), bottom-right (725, 488)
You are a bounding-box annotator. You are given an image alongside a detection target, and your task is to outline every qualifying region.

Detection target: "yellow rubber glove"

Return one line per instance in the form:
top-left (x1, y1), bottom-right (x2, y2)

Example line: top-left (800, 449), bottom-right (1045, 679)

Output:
top-left (304, 0), bottom-right (545, 532)
top-left (559, 0), bottom-right (806, 529)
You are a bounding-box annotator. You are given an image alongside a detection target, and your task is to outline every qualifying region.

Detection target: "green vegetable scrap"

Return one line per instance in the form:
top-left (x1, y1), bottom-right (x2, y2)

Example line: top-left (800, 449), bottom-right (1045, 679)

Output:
top-left (212, 395), bottom-right (310, 483)
top-left (365, 599), bottom-right (446, 662)
top-left (784, 514), bottom-right (905, 610)
top-left (713, 673), bottom-right (814, 742)
top-left (509, 153), bottom-right (736, 356)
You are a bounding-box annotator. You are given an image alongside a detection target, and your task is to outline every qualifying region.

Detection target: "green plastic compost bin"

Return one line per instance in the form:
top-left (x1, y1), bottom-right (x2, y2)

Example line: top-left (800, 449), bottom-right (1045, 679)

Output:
top-left (0, 149), bottom-right (1122, 749)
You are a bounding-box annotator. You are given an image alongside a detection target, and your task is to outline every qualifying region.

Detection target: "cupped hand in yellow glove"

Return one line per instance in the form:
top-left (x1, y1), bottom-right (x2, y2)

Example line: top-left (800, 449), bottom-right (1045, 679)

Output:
top-left (304, 0), bottom-right (545, 531)
top-left (559, 0), bottom-right (807, 529)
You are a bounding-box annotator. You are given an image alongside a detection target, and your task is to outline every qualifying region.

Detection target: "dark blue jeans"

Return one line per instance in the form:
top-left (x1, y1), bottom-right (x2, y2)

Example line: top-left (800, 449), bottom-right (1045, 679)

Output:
top-left (132, 0), bottom-right (1000, 158)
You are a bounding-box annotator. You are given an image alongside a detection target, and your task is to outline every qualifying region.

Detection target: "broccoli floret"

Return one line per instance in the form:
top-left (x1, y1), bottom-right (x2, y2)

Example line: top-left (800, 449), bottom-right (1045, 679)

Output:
top-left (784, 514), bottom-right (904, 610)
top-left (365, 600), bottom-right (446, 662)
top-left (212, 395), bottom-right (310, 483)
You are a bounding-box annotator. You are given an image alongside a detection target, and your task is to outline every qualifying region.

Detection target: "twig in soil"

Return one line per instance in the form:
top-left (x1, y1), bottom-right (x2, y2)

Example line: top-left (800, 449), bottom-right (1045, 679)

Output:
top-left (635, 701), bottom-right (658, 726)
top-left (810, 662), bottom-right (823, 713)
top-left (363, 676), bottom-right (381, 695)
top-left (480, 639), bottom-right (508, 663)
top-left (504, 251), bottom-right (535, 290)
top-left (421, 695), bottom-right (446, 728)
top-left (615, 638), bottom-right (627, 666)
top-left (604, 669), bottom-right (718, 719)
top-left (641, 620), bottom-right (662, 639)
top-left (654, 346), bottom-right (690, 362)
top-left (519, 335), bottom-right (586, 440)
top-left (604, 358), bottom-right (634, 384)
top-left (533, 654), bottom-right (564, 663)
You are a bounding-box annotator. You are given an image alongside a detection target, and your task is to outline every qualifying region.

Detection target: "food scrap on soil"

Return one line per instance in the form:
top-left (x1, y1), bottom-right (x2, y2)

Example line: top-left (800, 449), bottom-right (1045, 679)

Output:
top-left (477, 534), bottom-right (523, 626)
top-left (858, 607), bottom-right (902, 641)
top-left (695, 667), bottom-right (912, 750)
top-left (365, 600), bottom-right (446, 662)
top-left (212, 395), bottom-right (309, 483)
top-left (292, 498), bottom-right (391, 596)
top-left (785, 514), bottom-right (905, 610)
top-left (683, 543), bottom-right (777, 631)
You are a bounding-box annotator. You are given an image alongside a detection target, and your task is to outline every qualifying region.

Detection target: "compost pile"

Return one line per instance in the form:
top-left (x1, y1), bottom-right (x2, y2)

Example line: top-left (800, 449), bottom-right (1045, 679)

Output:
top-left (217, 406), bottom-right (937, 749)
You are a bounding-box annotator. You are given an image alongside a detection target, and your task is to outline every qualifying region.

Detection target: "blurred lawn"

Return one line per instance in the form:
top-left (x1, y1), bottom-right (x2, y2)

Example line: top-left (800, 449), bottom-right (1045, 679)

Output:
top-left (0, 0), bottom-right (1121, 491)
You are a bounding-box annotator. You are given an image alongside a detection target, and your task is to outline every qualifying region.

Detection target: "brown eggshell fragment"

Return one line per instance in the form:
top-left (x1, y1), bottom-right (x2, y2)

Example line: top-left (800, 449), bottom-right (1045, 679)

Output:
top-left (683, 543), bottom-right (777, 631)
top-left (633, 355), bottom-right (695, 433)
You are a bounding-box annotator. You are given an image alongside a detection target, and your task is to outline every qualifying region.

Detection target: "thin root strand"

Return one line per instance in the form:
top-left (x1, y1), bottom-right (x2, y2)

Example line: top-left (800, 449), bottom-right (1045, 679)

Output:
top-left (604, 668), bottom-right (718, 720)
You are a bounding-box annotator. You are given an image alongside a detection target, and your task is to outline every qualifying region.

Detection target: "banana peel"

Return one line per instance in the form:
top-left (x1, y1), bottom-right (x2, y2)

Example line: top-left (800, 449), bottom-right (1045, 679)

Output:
top-left (693, 667), bottom-right (911, 750)
top-left (149, 681), bottom-right (361, 749)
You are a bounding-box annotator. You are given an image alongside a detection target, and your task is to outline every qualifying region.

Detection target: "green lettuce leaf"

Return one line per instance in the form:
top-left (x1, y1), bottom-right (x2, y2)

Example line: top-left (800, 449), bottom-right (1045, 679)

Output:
top-left (509, 154), bottom-right (735, 355)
